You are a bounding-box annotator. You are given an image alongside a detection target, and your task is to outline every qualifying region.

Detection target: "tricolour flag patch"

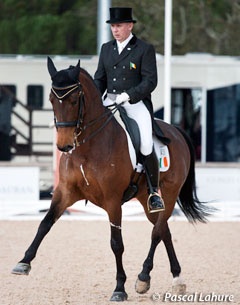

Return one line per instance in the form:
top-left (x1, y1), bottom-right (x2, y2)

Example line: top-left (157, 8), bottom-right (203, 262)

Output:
top-left (130, 62), bottom-right (136, 69)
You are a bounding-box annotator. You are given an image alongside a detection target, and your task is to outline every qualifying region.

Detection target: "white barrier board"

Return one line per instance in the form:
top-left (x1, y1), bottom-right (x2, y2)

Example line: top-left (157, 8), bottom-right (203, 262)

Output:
top-left (0, 167), bottom-right (39, 201)
top-left (196, 167), bottom-right (240, 202)
top-left (0, 166), bottom-right (240, 221)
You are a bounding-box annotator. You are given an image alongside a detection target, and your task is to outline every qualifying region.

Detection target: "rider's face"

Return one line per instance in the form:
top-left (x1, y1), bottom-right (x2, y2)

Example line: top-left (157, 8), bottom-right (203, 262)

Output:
top-left (110, 23), bottom-right (134, 42)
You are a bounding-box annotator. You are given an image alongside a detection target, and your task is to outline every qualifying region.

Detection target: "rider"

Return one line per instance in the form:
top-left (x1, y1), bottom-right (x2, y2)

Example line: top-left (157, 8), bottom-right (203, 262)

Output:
top-left (94, 7), bottom-right (165, 213)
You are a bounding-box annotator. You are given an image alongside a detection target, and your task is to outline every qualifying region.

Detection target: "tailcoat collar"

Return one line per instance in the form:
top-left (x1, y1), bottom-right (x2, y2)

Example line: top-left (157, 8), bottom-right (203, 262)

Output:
top-left (111, 35), bottom-right (137, 65)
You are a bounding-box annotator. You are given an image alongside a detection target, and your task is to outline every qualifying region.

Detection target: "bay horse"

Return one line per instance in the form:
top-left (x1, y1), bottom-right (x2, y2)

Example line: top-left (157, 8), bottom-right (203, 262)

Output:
top-left (12, 57), bottom-right (211, 302)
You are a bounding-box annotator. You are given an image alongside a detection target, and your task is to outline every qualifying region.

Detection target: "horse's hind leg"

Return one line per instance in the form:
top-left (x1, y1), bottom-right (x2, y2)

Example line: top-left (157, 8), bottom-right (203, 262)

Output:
top-left (163, 223), bottom-right (186, 294)
top-left (135, 218), bottom-right (187, 295)
top-left (135, 218), bottom-right (166, 294)
top-left (11, 191), bottom-right (67, 275)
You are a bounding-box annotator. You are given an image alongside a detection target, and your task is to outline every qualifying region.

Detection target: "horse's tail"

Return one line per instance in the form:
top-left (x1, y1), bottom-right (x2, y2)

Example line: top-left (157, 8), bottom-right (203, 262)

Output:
top-left (175, 126), bottom-right (214, 223)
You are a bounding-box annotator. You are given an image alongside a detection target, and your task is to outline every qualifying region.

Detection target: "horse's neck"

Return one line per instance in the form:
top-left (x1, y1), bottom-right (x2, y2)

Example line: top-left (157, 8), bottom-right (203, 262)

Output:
top-left (85, 88), bottom-right (106, 119)
top-left (80, 72), bottom-right (106, 119)
top-left (78, 73), bottom-right (125, 156)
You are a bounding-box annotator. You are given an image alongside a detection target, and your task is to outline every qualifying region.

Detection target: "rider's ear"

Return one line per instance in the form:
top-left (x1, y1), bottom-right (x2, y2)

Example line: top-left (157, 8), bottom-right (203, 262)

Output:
top-left (47, 56), bottom-right (57, 79)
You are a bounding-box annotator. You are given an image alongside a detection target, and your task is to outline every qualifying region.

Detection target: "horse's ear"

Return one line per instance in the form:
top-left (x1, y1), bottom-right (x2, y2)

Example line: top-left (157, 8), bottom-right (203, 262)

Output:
top-left (74, 60), bottom-right (81, 78)
top-left (69, 60), bottom-right (80, 81)
top-left (47, 56), bottom-right (57, 78)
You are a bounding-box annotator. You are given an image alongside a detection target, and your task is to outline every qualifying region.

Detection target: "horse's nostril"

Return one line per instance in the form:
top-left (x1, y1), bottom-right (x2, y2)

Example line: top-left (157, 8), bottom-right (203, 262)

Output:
top-left (58, 145), bottom-right (74, 152)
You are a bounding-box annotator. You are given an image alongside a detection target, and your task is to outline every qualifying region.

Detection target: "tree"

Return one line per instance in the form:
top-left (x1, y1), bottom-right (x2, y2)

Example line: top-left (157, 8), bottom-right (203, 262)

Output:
top-left (0, 0), bottom-right (97, 55)
top-left (0, 0), bottom-right (240, 56)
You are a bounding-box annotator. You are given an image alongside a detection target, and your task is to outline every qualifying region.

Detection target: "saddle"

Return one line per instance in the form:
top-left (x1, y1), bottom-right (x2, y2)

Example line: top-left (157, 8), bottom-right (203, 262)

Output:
top-left (118, 106), bottom-right (140, 156)
top-left (117, 105), bottom-right (171, 203)
top-left (118, 105), bottom-right (170, 160)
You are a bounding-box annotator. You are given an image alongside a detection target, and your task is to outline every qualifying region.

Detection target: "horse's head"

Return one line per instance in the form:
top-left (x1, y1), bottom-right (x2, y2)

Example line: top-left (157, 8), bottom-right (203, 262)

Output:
top-left (48, 57), bottom-right (83, 152)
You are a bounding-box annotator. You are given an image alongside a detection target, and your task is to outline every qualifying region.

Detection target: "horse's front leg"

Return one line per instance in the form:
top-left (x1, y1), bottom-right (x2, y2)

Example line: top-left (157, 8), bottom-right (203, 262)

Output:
top-left (109, 222), bottom-right (128, 302)
top-left (11, 189), bottom-right (67, 275)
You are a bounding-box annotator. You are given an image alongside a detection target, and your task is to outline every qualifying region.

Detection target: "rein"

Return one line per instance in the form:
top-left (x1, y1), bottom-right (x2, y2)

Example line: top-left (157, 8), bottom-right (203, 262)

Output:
top-left (75, 106), bottom-right (118, 146)
top-left (51, 83), bottom-right (119, 147)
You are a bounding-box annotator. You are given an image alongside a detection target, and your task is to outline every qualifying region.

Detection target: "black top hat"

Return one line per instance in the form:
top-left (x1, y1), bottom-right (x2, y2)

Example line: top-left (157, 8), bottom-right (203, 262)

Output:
top-left (106, 7), bottom-right (136, 24)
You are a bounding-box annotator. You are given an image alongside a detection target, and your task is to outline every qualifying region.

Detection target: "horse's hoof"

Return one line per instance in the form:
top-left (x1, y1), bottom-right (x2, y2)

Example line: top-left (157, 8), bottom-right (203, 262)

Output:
top-left (11, 263), bottom-right (31, 275)
top-left (110, 291), bottom-right (128, 302)
top-left (172, 276), bottom-right (186, 294)
top-left (135, 278), bottom-right (151, 294)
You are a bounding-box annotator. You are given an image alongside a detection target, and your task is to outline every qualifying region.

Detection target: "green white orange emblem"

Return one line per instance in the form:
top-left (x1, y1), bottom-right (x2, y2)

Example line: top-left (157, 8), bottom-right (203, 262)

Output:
top-left (130, 62), bottom-right (136, 69)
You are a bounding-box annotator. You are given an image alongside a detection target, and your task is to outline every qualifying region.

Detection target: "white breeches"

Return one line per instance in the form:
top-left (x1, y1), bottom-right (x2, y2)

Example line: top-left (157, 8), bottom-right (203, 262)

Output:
top-left (104, 95), bottom-right (153, 156)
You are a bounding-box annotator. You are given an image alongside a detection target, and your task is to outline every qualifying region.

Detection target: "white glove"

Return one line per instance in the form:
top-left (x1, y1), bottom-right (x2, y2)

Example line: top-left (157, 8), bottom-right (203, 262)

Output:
top-left (115, 92), bottom-right (130, 105)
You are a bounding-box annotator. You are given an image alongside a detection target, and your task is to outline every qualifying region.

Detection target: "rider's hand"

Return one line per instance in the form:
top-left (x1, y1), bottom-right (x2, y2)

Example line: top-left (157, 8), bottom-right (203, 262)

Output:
top-left (116, 92), bottom-right (130, 105)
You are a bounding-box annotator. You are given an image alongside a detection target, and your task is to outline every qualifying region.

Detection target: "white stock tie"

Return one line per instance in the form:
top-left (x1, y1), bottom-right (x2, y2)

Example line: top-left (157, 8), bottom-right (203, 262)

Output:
top-left (118, 45), bottom-right (124, 54)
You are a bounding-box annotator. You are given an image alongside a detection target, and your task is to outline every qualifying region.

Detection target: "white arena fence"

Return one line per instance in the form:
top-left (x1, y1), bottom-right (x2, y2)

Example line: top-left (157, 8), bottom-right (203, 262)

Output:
top-left (0, 199), bottom-right (240, 222)
top-left (0, 165), bottom-right (240, 221)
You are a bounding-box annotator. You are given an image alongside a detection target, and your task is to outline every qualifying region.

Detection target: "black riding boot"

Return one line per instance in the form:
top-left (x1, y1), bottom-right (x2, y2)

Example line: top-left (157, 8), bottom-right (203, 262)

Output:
top-left (143, 150), bottom-right (165, 213)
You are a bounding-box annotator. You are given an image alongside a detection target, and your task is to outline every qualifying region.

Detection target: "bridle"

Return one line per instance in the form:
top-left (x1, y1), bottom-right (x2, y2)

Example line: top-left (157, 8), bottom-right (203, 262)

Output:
top-left (51, 82), bottom-right (118, 147)
top-left (51, 82), bottom-right (83, 127)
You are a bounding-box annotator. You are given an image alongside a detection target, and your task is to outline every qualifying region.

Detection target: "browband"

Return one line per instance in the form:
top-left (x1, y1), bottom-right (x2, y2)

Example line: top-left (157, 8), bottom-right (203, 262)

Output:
top-left (51, 83), bottom-right (80, 100)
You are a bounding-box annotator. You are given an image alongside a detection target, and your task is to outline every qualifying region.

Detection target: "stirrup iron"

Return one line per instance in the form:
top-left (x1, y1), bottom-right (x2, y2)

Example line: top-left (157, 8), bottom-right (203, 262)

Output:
top-left (147, 192), bottom-right (165, 213)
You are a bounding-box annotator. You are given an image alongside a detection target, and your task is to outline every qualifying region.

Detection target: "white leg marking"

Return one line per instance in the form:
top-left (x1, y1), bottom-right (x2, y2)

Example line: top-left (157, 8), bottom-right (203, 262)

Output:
top-left (172, 275), bottom-right (187, 294)
top-left (110, 222), bottom-right (122, 230)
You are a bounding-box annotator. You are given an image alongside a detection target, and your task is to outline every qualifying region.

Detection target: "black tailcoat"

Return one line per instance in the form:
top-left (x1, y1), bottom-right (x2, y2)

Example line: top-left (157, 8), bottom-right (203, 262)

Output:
top-left (94, 35), bottom-right (157, 110)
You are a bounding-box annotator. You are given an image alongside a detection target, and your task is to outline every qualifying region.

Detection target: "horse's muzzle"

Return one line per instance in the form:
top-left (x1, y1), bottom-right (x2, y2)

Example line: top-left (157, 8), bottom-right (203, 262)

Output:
top-left (57, 144), bottom-right (74, 153)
